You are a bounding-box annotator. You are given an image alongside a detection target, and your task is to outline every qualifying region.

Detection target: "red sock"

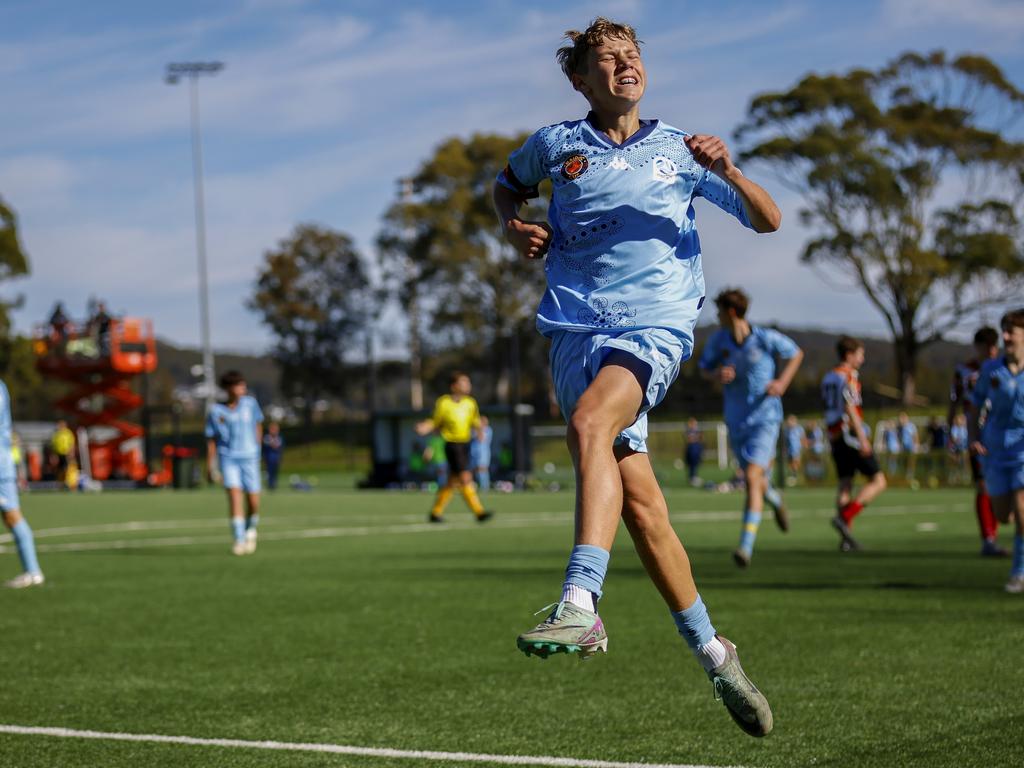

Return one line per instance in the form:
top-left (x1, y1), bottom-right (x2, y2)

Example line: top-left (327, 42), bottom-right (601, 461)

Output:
top-left (841, 501), bottom-right (864, 525)
top-left (977, 493), bottom-right (997, 541)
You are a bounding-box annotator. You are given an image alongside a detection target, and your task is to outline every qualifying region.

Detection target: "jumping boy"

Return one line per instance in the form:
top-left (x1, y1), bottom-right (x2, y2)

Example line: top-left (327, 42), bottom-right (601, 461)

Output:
top-left (822, 336), bottom-right (887, 551)
top-left (493, 17), bottom-right (780, 736)
top-left (415, 372), bottom-right (492, 523)
top-left (206, 370), bottom-right (263, 556)
top-left (969, 310), bottom-right (1024, 592)
top-left (699, 289), bottom-right (803, 567)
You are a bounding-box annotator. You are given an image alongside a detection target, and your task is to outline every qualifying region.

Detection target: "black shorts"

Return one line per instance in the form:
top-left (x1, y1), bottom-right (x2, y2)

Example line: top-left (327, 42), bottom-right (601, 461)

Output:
top-left (830, 438), bottom-right (881, 480)
top-left (444, 442), bottom-right (471, 475)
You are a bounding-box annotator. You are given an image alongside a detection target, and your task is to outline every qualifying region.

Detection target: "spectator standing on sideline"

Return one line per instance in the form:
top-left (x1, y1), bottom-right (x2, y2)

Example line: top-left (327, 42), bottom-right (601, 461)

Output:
top-left (262, 422), bottom-right (285, 491)
top-left (684, 418), bottom-right (704, 486)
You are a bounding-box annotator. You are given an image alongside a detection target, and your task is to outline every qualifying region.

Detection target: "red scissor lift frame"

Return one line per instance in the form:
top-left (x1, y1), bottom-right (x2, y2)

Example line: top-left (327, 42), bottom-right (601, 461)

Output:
top-left (35, 318), bottom-right (158, 483)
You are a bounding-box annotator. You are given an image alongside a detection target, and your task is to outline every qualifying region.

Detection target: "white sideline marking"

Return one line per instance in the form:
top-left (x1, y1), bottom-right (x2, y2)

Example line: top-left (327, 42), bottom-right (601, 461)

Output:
top-left (0, 503), bottom-right (968, 555)
top-left (0, 724), bottom-right (741, 768)
top-left (0, 501), bottom-right (966, 542)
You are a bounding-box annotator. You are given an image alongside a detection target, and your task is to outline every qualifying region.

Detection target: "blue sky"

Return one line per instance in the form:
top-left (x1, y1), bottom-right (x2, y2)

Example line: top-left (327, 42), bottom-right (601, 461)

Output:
top-left (2, 0), bottom-right (1023, 352)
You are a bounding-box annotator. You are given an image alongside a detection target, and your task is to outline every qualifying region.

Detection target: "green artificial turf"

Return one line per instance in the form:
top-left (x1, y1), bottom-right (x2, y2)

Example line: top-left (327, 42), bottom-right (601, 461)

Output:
top-left (0, 485), bottom-right (1021, 767)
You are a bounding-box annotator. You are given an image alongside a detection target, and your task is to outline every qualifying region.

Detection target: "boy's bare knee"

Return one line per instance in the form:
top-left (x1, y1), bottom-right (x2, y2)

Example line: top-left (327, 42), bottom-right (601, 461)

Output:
top-left (569, 407), bottom-right (613, 447)
top-left (624, 498), bottom-right (669, 538)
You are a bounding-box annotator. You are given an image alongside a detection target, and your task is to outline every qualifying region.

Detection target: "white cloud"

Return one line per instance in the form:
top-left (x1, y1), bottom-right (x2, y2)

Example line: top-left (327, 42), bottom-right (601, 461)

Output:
top-left (881, 0), bottom-right (1024, 32)
top-left (0, 154), bottom-right (79, 210)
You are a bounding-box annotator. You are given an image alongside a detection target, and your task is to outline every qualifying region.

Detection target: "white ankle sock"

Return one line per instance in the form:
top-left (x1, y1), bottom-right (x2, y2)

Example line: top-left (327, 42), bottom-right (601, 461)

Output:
top-left (561, 584), bottom-right (595, 612)
top-left (694, 637), bottom-right (727, 672)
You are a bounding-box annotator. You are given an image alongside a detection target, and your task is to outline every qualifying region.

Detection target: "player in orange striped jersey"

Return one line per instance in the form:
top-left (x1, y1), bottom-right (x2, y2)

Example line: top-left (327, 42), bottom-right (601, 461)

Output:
top-left (821, 336), bottom-right (887, 551)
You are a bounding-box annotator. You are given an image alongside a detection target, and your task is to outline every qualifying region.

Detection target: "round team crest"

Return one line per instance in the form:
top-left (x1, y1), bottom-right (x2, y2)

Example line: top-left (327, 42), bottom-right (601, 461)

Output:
top-left (561, 154), bottom-right (589, 180)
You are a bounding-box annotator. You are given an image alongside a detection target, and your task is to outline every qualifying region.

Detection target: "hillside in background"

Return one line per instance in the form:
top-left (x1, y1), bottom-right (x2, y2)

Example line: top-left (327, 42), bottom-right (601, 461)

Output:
top-left (146, 326), bottom-right (974, 418)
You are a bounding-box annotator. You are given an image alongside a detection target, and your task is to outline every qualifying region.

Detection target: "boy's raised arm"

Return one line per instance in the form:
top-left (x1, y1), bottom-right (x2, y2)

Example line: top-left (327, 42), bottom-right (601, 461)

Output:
top-left (493, 182), bottom-right (552, 260)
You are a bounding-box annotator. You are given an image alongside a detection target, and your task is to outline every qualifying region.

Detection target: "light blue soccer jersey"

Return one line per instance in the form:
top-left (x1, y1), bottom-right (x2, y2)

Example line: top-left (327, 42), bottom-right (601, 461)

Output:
top-left (899, 422), bottom-right (918, 452)
top-left (971, 357), bottom-right (1024, 459)
top-left (0, 380), bottom-right (15, 480)
top-left (470, 425), bottom-right (493, 467)
top-left (205, 396), bottom-right (264, 459)
top-left (698, 326), bottom-right (800, 428)
top-left (785, 425), bottom-right (804, 456)
top-left (498, 116), bottom-right (754, 351)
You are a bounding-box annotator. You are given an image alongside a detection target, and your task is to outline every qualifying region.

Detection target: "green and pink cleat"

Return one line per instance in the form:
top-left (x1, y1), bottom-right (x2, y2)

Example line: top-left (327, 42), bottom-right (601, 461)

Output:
top-left (516, 601), bottom-right (608, 660)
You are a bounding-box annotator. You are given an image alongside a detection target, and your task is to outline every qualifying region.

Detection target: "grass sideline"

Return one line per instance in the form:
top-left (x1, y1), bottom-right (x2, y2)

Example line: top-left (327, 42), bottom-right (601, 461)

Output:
top-left (0, 486), bottom-right (1021, 768)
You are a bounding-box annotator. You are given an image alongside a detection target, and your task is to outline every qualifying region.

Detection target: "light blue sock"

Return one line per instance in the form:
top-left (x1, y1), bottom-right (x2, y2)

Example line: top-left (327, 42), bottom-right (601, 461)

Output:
top-left (11, 519), bottom-right (41, 576)
top-left (671, 594), bottom-right (717, 650)
top-left (562, 544), bottom-right (610, 598)
top-left (246, 514), bottom-right (260, 531)
top-left (1013, 535), bottom-right (1024, 577)
top-left (738, 509), bottom-right (762, 555)
top-left (477, 470), bottom-right (490, 492)
top-left (764, 481), bottom-right (782, 513)
top-left (230, 517), bottom-right (246, 543)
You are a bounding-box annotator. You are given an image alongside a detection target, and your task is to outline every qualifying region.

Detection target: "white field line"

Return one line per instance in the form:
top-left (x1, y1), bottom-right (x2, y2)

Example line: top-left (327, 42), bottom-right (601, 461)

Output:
top-left (0, 724), bottom-right (742, 768)
top-left (0, 512), bottom-right (439, 541)
top-left (0, 504), bottom-right (967, 555)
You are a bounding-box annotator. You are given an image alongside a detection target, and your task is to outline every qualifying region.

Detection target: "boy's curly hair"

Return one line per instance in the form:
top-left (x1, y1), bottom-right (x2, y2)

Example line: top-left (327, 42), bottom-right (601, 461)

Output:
top-left (556, 17), bottom-right (641, 81)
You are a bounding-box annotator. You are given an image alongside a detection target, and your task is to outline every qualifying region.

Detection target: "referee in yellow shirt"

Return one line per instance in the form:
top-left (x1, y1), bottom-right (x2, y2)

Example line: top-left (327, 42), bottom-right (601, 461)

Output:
top-left (416, 371), bottom-right (493, 523)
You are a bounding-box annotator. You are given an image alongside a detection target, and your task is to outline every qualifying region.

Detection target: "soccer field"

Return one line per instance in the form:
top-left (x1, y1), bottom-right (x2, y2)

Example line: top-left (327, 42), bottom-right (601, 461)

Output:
top-left (0, 486), bottom-right (1021, 768)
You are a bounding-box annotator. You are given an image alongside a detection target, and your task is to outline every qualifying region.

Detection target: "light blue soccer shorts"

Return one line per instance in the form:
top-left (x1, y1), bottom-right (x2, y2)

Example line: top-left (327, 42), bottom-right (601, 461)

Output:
top-left (728, 420), bottom-right (781, 470)
top-left (982, 451), bottom-right (1024, 497)
top-left (0, 477), bottom-right (19, 512)
top-left (550, 327), bottom-right (689, 454)
top-left (220, 455), bottom-right (261, 493)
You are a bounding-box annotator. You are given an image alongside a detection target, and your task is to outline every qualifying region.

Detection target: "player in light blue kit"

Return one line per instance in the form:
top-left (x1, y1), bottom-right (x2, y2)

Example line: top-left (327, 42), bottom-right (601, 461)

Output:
top-left (206, 370), bottom-right (264, 556)
top-left (493, 17), bottom-right (781, 736)
top-left (970, 309), bottom-right (1024, 593)
top-left (0, 379), bottom-right (44, 588)
top-left (470, 415), bottom-right (493, 491)
top-left (699, 289), bottom-right (803, 568)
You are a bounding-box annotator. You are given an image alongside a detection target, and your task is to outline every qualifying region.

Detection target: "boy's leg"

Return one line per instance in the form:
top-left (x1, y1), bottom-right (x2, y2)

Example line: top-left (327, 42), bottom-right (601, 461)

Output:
top-left (476, 465), bottom-right (491, 491)
top-left (735, 462), bottom-right (765, 567)
top-left (994, 488), bottom-right (1024, 592)
top-left (517, 355), bottom-right (644, 658)
top-left (429, 475), bottom-right (456, 521)
top-left (226, 486), bottom-right (247, 553)
top-left (617, 448), bottom-right (772, 737)
top-left (457, 470), bottom-right (490, 521)
top-left (974, 457), bottom-right (1004, 555)
top-left (244, 459), bottom-right (261, 528)
top-left (568, 355), bottom-right (646, 549)
top-left (243, 459), bottom-right (261, 554)
top-left (1008, 489), bottom-right (1024, 592)
top-left (2, 507), bottom-right (44, 586)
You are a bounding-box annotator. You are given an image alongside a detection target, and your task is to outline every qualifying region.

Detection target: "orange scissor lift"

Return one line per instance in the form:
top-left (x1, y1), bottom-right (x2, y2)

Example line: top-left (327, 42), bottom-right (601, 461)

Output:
top-left (35, 318), bottom-right (166, 484)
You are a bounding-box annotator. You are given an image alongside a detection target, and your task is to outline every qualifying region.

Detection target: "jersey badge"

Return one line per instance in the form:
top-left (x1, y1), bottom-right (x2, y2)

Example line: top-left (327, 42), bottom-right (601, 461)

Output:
top-left (561, 154), bottom-right (589, 180)
top-left (652, 156), bottom-right (678, 184)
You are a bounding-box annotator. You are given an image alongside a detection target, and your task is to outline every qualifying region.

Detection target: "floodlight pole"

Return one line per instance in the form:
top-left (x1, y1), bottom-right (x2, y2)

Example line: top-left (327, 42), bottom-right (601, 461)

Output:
top-left (166, 61), bottom-right (223, 412)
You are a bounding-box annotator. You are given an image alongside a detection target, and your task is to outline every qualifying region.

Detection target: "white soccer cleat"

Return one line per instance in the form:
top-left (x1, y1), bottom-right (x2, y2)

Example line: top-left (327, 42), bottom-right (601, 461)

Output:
top-left (244, 528), bottom-right (258, 555)
top-left (1004, 574), bottom-right (1024, 594)
top-left (5, 572), bottom-right (45, 589)
top-left (231, 541), bottom-right (248, 556)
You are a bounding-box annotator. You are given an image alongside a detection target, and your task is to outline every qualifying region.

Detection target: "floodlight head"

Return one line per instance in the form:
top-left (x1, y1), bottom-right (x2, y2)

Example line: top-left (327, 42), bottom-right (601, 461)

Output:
top-left (165, 62), bottom-right (225, 83)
